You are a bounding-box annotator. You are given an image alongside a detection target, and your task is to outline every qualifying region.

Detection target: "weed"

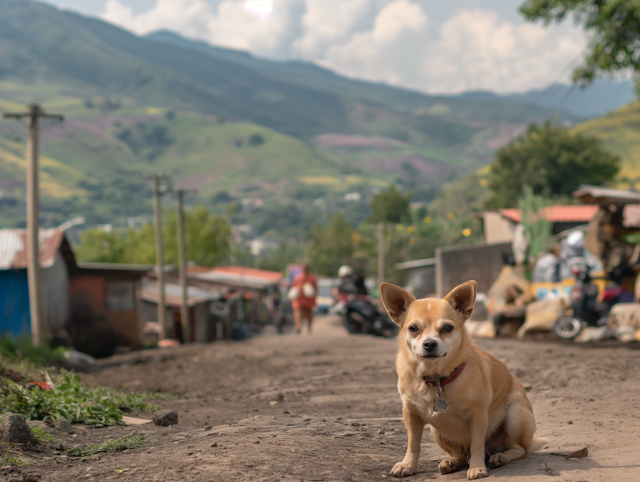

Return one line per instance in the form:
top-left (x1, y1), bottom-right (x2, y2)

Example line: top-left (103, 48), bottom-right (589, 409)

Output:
top-left (0, 371), bottom-right (159, 426)
top-left (30, 426), bottom-right (56, 443)
top-left (0, 337), bottom-right (68, 366)
top-left (68, 435), bottom-right (147, 457)
top-left (2, 453), bottom-right (28, 465)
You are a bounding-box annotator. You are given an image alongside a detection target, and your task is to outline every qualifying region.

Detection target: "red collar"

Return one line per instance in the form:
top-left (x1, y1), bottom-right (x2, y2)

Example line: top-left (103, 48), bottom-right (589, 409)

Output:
top-left (424, 362), bottom-right (466, 388)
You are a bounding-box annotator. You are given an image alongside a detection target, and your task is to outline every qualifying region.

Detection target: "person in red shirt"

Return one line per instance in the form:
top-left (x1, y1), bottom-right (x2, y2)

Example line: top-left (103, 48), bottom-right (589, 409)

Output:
top-left (291, 263), bottom-right (317, 334)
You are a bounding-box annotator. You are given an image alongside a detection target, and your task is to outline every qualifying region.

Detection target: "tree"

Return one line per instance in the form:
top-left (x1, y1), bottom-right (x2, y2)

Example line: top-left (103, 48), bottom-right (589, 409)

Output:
top-left (76, 206), bottom-right (232, 267)
top-left (306, 214), bottom-right (357, 277)
top-left (486, 122), bottom-right (620, 208)
top-left (369, 185), bottom-right (411, 224)
top-left (520, 0), bottom-right (640, 92)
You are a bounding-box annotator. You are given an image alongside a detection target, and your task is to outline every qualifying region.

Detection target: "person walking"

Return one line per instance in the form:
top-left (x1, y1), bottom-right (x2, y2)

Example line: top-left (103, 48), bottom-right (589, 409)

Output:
top-left (290, 262), bottom-right (317, 334)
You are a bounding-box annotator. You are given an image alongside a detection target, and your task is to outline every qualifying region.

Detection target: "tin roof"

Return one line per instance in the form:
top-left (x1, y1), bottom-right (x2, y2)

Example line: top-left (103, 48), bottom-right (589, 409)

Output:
top-left (499, 205), bottom-right (599, 224)
top-left (395, 258), bottom-right (437, 270)
top-left (193, 266), bottom-right (282, 290)
top-left (141, 280), bottom-right (221, 307)
top-left (573, 184), bottom-right (640, 205)
top-left (0, 228), bottom-right (66, 270)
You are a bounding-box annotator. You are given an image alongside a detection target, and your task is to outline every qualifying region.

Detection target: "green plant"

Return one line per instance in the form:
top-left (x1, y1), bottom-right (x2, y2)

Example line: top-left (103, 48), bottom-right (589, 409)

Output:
top-left (1, 453), bottom-right (28, 465)
top-left (30, 426), bottom-right (56, 444)
top-left (0, 337), bottom-right (68, 366)
top-left (0, 372), bottom-right (159, 426)
top-left (68, 435), bottom-right (147, 457)
top-left (519, 185), bottom-right (553, 259)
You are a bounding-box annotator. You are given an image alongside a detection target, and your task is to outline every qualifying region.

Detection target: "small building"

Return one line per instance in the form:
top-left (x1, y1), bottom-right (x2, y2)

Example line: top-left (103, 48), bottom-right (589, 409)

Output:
top-left (0, 227), bottom-right (149, 357)
top-left (395, 258), bottom-right (436, 299)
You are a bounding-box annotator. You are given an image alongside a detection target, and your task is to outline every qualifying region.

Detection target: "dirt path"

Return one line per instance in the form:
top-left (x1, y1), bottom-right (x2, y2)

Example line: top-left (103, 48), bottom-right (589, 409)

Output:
top-left (13, 316), bottom-right (640, 481)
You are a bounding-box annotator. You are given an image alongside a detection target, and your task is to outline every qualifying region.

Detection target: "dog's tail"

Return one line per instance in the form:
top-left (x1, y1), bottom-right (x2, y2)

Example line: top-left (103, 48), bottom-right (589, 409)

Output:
top-left (529, 438), bottom-right (549, 454)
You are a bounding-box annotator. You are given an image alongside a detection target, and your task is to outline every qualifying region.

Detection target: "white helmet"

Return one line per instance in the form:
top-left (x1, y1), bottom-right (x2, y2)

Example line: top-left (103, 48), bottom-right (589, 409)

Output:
top-left (338, 265), bottom-right (354, 278)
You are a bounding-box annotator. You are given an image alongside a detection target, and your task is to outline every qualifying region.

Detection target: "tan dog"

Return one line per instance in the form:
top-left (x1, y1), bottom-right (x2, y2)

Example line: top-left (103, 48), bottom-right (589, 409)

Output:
top-left (381, 281), bottom-right (544, 480)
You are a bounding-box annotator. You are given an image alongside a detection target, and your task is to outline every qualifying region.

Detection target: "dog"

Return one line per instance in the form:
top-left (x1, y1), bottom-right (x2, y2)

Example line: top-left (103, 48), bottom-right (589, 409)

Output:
top-left (380, 280), bottom-right (544, 480)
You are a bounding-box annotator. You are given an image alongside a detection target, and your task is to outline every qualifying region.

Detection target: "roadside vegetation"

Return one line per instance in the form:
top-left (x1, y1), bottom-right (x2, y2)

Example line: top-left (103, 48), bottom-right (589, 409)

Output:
top-left (68, 435), bottom-right (147, 457)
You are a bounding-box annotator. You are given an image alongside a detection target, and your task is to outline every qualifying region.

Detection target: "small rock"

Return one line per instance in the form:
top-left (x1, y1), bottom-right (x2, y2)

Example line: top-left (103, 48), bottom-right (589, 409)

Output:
top-left (25, 476), bottom-right (41, 482)
top-left (351, 423), bottom-right (360, 428)
top-left (211, 443), bottom-right (218, 448)
top-left (152, 410), bottom-right (178, 427)
top-left (0, 413), bottom-right (36, 445)
top-left (523, 384), bottom-right (532, 392)
top-left (58, 420), bottom-right (74, 434)
top-left (567, 421), bottom-right (573, 425)
top-left (204, 426), bottom-right (212, 431)
top-left (54, 443), bottom-right (65, 452)
top-left (378, 429), bottom-right (385, 435)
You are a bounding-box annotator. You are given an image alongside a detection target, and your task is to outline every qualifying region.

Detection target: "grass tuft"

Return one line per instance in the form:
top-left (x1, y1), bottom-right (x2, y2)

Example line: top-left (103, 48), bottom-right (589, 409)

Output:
top-left (0, 371), bottom-right (159, 426)
top-left (68, 435), bottom-right (147, 457)
top-left (1, 453), bottom-right (28, 465)
top-left (30, 426), bottom-right (56, 443)
top-left (0, 336), bottom-right (68, 366)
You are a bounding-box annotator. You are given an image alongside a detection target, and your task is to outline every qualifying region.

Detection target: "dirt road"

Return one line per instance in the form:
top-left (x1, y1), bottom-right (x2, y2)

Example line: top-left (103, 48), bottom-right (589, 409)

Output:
top-left (15, 316), bottom-right (640, 481)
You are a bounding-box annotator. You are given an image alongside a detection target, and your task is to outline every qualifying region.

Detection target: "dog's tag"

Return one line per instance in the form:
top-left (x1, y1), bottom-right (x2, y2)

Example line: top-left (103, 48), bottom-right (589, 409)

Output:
top-left (434, 397), bottom-right (448, 414)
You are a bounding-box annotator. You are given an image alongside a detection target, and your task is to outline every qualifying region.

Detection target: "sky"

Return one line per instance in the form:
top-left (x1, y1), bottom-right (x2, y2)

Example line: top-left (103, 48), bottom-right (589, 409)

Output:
top-left (42, 0), bottom-right (587, 95)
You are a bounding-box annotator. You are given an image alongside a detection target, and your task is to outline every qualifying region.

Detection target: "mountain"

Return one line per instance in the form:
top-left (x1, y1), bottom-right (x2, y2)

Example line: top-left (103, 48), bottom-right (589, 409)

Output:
top-left (573, 101), bottom-right (640, 182)
top-left (456, 79), bottom-right (635, 118)
top-left (0, 0), bottom-right (610, 233)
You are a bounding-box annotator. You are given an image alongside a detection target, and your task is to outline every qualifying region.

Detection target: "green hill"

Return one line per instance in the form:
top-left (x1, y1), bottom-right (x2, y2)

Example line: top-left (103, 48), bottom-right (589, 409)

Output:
top-left (573, 101), bottom-right (640, 182)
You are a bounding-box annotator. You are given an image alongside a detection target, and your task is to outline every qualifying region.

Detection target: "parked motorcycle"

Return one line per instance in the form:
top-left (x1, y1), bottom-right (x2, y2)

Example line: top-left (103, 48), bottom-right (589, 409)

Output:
top-left (340, 294), bottom-right (398, 338)
top-left (553, 265), bottom-right (626, 339)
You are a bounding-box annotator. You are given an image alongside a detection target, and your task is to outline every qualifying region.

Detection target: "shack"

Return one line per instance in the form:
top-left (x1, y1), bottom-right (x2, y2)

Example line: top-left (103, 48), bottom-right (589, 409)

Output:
top-left (395, 258), bottom-right (436, 299)
top-left (0, 226), bottom-right (149, 357)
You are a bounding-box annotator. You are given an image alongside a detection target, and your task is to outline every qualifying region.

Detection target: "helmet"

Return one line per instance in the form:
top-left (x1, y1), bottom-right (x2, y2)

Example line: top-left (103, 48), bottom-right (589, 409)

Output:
top-left (338, 265), bottom-right (354, 278)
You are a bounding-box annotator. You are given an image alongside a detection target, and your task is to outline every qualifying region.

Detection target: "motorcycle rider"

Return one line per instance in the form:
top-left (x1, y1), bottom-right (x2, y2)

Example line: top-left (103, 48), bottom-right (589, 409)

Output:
top-left (333, 265), bottom-right (367, 301)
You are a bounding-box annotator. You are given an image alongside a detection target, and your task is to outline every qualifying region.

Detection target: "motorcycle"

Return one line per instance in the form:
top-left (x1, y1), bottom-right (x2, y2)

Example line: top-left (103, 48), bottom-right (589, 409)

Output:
top-left (553, 265), bottom-right (624, 340)
top-left (339, 294), bottom-right (398, 338)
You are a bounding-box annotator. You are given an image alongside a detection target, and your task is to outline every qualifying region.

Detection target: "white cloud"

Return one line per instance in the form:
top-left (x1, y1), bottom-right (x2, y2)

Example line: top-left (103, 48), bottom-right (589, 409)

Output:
top-left (100, 0), bottom-right (587, 94)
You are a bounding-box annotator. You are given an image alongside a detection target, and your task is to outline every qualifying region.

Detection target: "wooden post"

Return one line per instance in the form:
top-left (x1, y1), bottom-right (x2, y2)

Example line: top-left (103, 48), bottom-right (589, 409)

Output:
top-left (176, 189), bottom-right (189, 343)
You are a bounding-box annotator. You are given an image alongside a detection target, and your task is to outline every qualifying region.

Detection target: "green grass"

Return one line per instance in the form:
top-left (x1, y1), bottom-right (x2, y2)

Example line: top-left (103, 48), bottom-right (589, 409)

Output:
top-left (1, 453), bottom-right (28, 465)
top-left (68, 435), bottom-right (147, 457)
top-left (0, 371), bottom-right (160, 426)
top-left (0, 337), bottom-right (68, 367)
top-left (30, 426), bottom-right (56, 444)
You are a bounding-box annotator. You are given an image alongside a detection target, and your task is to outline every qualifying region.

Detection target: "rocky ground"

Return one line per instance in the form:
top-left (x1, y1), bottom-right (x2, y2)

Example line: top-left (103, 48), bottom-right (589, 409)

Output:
top-left (3, 315), bottom-right (640, 482)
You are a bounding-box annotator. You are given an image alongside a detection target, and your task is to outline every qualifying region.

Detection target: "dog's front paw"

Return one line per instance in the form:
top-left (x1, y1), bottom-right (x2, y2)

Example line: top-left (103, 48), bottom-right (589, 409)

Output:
top-left (390, 461), bottom-right (416, 477)
top-left (439, 457), bottom-right (464, 474)
top-left (467, 466), bottom-right (488, 480)
top-left (489, 453), bottom-right (508, 468)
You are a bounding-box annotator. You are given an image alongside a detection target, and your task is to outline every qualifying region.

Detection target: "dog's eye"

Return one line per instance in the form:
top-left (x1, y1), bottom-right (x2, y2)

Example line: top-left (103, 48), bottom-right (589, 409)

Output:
top-left (442, 324), bottom-right (454, 333)
top-left (408, 325), bottom-right (420, 334)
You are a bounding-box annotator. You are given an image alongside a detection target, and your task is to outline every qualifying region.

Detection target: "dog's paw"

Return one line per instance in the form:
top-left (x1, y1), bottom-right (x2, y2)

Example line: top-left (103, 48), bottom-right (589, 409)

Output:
top-left (489, 453), bottom-right (508, 468)
top-left (439, 457), bottom-right (464, 474)
top-left (390, 461), bottom-right (416, 477)
top-left (467, 466), bottom-right (488, 480)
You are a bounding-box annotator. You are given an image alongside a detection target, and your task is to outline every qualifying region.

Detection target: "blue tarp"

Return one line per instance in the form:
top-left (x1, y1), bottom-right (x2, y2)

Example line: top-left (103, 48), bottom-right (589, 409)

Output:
top-left (0, 270), bottom-right (31, 337)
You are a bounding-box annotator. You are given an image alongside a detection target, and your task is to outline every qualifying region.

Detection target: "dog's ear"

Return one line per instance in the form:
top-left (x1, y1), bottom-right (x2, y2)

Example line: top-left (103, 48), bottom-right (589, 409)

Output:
top-left (444, 281), bottom-right (477, 321)
top-left (380, 283), bottom-right (415, 326)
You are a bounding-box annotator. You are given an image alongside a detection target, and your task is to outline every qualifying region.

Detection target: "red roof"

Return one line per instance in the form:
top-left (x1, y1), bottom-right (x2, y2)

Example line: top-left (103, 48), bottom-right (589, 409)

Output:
top-left (211, 266), bottom-right (283, 283)
top-left (0, 228), bottom-right (66, 270)
top-left (499, 205), bottom-right (599, 224)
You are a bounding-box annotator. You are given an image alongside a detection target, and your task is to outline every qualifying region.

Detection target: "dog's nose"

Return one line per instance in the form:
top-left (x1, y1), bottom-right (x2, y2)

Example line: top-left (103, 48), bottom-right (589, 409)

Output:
top-left (423, 340), bottom-right (438, 352)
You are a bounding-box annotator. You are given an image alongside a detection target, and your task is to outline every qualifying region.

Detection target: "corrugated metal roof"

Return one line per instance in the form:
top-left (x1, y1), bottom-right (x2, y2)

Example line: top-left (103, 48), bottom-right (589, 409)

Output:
top-left (194, 266), bottom-right (282, 289)
top-left (395, 258), bottom-right (437, 270)
top-left (0, 228), bottom-right (65, 270)
top-left (499, 205), bottom-right (599, 224)
top-left (141, 280), bottom-right (221, 307)
top-left (573, 184), bottom-right (640, 205)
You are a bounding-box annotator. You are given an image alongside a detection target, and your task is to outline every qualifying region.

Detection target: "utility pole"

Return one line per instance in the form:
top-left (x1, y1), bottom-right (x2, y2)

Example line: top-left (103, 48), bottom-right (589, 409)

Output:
top-left (175, 188), bottom-right (196, 344)
top-left (143, 174), bottom-right (171, 340)
top-left (377, 222), bottom-right (385, 289)
top-left (3, 105), bottom-right (63, 346)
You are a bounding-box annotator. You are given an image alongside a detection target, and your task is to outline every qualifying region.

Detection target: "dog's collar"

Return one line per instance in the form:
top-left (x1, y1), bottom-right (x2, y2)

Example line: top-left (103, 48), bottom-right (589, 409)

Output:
top-left (423, 362), bottom-right (466, 388)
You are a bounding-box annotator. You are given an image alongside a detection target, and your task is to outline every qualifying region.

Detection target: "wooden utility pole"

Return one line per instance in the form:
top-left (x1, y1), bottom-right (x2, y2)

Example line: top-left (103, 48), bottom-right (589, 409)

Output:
top-left (3, 105), bottom-right (63, 346)
top-left (377, 222), bottom-right (385, 288)
top-left (175, 189), bottom-right (195, 344)
top-left (144, 174), bottom-right (170, 340)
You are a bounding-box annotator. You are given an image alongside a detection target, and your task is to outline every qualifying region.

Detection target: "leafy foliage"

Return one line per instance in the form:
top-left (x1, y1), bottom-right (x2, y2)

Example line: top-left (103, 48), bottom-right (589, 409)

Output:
top-left (0, 372), bottom-right (159, 426)
top-left (369, 185), bottom-right (411, 224)
top-left (0, 336), bottom-right (68, 366)
top-left (30, 426), bottom-right (56, 443)
top-left (1, 453), bottom-right (27, 465)
top-left (307, 214), bottom-right (362, 277)
top-left (521, 0), bottom-right (640, 92)
top-left (486, 122), bottom-right (620, 208)
top-left (519, 185), bottom-right (553, 258)
top-left (75, 206), bottom-right (231, 267)
top-left (68, 435), bottom-right (147, 457)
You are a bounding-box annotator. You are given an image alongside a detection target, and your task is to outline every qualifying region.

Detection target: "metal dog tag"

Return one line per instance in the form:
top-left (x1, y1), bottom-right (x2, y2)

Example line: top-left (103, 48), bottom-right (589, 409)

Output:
top-left (433, 380), bottom-right (448, 414)
top-left (434, 397), bottom-right (448, 414)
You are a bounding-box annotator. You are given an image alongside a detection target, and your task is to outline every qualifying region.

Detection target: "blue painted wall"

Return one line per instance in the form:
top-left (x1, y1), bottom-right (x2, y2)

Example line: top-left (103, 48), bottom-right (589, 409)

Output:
top-left (0, 270), bottom-right (31, 337)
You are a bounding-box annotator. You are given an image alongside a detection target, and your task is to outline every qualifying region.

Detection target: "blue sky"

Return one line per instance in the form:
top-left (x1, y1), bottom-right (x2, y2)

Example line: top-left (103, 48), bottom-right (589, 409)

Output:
top-left (42, 0), bottom-right (586, 94)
